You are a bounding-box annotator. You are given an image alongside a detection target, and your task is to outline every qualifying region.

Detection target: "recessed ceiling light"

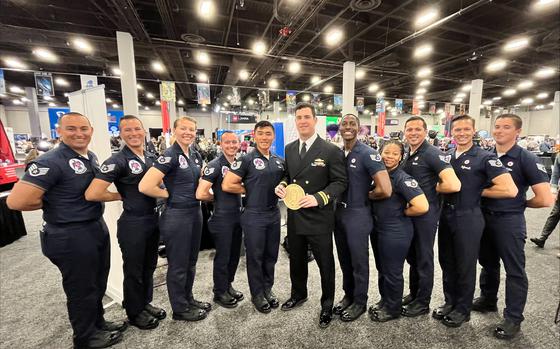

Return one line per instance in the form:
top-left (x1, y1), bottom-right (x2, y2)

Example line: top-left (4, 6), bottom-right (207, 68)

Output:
top-left (419, 80), bottom-right (431, 87)
top-left (9, 86), bottom-right (24, 94)
top-left (226, 95), bottom-right (232, 101)
top-left (318, 102), bottom-right (323, 107)
top-left (3, 57), bottom-right (27, 69)
top-left (105, 98), bottom-right (112, 103)
top-left (311, 75), bottom-right (321, 85)
top-left (533, 0), bottom-right (560, 10)
top-left (456, 92), bottom-right (467, 98)
top-left (198, 72), bottom-right (209, 82)
top-left (146, 92), bottom-right (155, 99)
top-left (20, 97), bottom-right (29, 102)
top-left (112, 67), bottom-right (121, 75)
top-left (536, 92), bottom-right (549, 99)
top-left (155, 100), bottom-right (161, 106)
top-left (415, 95), bottom-right (425, 100)
top-left (549, 102), bottom-right (554, 106)
top-left (368, 83), bottom-right (379, 92)
top-left (238, 69), bottom-right (249, 80)
top-left (364, 109), bottom-right (370, 114)
top-left (288, 61), bottom-right (301, 74)
top-left (302, 94), bottom-right (311, 102)
top-left (355, 69), bottom-right (366, 80)
top-left (502, 88), bottom-right (517, 96)
top-left (325, 28), bottom-right (344, 46)
top-left (534, 66), bottom-right (556, 78)
top-left (323, 85), bottom-right (333, 93)
top-left (416, 88), bottom-right (427, 95)
top-left (112, 103), bottom-right (119, 108)
top-left (503, 37), bottom-right (530, 52)
top-left (376, 91), bottom-right (385, 98)
top-left (136, 84), bottom-right (143, 90)
top-left (72, 38), bottom-right (94, 53)
top-left (521, 97), bottom-right (534, 105)
top-left (268, 78), bottom-right (279, 89)
top-left (413, 43), bottom-right (433, 59)
top-left (486, 59), bottom-right (507, 72)
top-left (461, 84), bottom-right (471, 92)
top-left (196, 51), bottom-right (210, 65)
top-left (248, 98), bottom-right (255, 105)
top-left (151, 61), bottom-right (165, 73)
top-left (13, 99), bottom-right (23, 105)
top-left (55, 77), bottom-right (69, 86)
top-left (144, 106), bottom-right (150, 110)
top-left (483, 100), bottom-right (493, 105)
top-left (48, 102), bottom-right (56, 107)
top-left (517, 80), bottom-right (534, 89)
top-left (417, 66), bottom-right (432, 78)
top-left (198, 0), bottom-right (215, 20)
top-left (453, 98), bottom-right (463, 103)
top-left (327, 104), bottom-right (333, 110)
top-left (32, 48), bottom-right (57, 62)
top-left (415, 8), bottom-right (439, 28)
top-left (43, 96), bottom-right (53, 101)
top-left (535, 104), bottom-right (544, 109)
top-left (178, 99), bottom-right (185, 105)
top-left (492, 96), bottom-right (502, 100)
top-left (252, 41), bottom-right (267, 56)
top-left (223, 102), bottom-right (229, 107)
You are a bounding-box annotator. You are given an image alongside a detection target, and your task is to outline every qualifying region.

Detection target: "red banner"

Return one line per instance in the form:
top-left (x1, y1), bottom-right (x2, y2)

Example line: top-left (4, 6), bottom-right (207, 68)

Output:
top-left (377, 112), bottom-right (386, 136)
top-left (161, 100), bottom-right (170, 134)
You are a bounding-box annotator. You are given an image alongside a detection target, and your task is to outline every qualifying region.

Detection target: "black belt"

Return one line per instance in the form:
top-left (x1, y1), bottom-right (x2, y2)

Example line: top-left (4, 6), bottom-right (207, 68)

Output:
top-left (214, 207), bottom-right (242, 214)
top-left (337, 201), bottom-right (370, 209)
top-left (482, 209), bottom-right (521, 216)
top-left (167, 202), bottom-right (201, 209)
top-left (244, 205), bottom-right (277, 212)
top-left (45, 218), bottom-right (101, 228)
top-left (122, 209), bottom-right (158, 217)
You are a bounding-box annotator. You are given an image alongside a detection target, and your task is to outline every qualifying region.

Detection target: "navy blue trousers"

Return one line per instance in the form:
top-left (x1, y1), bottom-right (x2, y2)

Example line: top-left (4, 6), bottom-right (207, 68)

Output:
top-left (479, 212), bottom-right (528, 324)
top-left (117, 212), bottom-right (159, 318)
top-left (334, 206), bottom-right (372, 306)
top-left (159, 206), bottom-right (202, 313)
top-left (208, 210), bottom-right (242, 295)
top-left (40, 219), bottom-right (110, 346)
top-left (438, 208), bottom-right (484, 315)
top-left (240, 208), bottom-right (280, 298)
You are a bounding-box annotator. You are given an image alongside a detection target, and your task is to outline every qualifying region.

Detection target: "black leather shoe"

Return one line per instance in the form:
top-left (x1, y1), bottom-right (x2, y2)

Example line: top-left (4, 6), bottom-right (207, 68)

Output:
top-left (264, 289), bottom-right (279, 308)
top-left (530, 237), bottom-right (546, 248)
top-left (494, 319), bottom-right (521, 339)
top-left (369, 308), bottom-right (400, 322)
top-left (333, 295), bottom-right (353, 315)
top-left (472, 296), bottom-right (498, 313)
top-left (402, 294), bottom-right (415, 306)
top-left (75, 330), bottom-right (122, 349)
top-left (129, 310), bottom-right (159, 330)
top-left (340, 303), bottom-right (366, 322)
top-left (100, 320), bottom-right (128, 332)
top-left (432, 304), bottom-right (453, 320)
top-left (319, 309), bottom-right (333, 328)
top-left (402, 300), bottom-right (429, 317)
top-left (228, 285), bottom-right (244, 301)
top-left (442, 310), bottom-right (470, 328)
top-left (145, 303), bottom-right (166, 320)
top-left (368, 299), bottom-right (384, 314)
top-left (214, 292), bottom-right (238, 308)
top-left (172, 307), bottom-right (207, 321)
top-left (189, 299), bottom-right (212, 312)
top-left (252, 295), bottom-right (272, 314)
top-left (281, 297), bottom-right (308, 311)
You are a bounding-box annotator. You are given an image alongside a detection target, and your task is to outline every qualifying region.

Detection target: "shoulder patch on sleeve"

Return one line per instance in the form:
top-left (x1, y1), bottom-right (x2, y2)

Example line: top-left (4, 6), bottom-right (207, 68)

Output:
top-left (231, 160), bottom-right (241, 170)
top-left (100, 164), bottom-right (116, 174)
top-left (27, 163), bottom-right (50, 177)
top-left (439, 154), bottom-right (451, 163)
top-left (536, 163), bottom-right (547, 173)
top-left (370, 153), bottom-right (382, 162)
top-left (488, 159), bottom-right (503, 168)
top-left (203, 166), bottom-right (215, 176)
top-left (404, 179), bottom-right (419, 188)
top-left (157, 156), bottom-right (172, 164)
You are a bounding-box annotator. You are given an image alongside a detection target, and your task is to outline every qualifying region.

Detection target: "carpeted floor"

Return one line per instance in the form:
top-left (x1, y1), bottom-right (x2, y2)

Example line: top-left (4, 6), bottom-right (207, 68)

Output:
top-left (1, 205), bottom-right (559, 349)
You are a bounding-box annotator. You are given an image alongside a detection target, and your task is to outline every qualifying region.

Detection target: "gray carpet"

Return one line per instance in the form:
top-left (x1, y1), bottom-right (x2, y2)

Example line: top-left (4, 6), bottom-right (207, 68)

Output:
top-left (1, 206), bottom-right (559, 349)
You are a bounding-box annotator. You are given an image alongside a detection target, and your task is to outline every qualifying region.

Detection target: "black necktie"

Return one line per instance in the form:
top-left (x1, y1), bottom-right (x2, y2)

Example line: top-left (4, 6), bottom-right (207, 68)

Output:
top-left (300, 141), bottom-right (307, 159)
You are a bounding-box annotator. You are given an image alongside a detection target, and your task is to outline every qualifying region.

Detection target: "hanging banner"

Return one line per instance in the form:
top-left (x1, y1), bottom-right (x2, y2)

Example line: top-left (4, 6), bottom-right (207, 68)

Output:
top-left (80, 75), bottom-right (98, 89)
top-left (377, 112), bottom-right (386, 137)
top-left (412, 99), bottom-right (420, 115)
top-left (34, 72), bottom-right (54, 97)
top-left (161, 101), bottom-right (170, 134)
top-left (334, 94), bottom-right (343, 110)
top-left (459, 104), bottom-right (466, 115)
top-left (286, 90), bottom-right (297, 113)
top-left (160, 81), bottom-right (176, 102)
top-left (231, 87), bottom-right (241, 106)
top-left (258, 89), bottom-right (269, 106)
top-left (197, 83), bottom-right (211, 105)
top-left (356, 96), bottom-right (364, 112)
top-left (429, 103), bottom-right (436, 114)
top-left (312, 93), bottom-right (320, 106)
top-left (376, 97), bottom-right (385, 113)
top-left (0, 69), bottom-right (5, 94)
top-left (395, 99), bottom-right (403, 113)
top-left (449, 104), bottom-right (456, 116)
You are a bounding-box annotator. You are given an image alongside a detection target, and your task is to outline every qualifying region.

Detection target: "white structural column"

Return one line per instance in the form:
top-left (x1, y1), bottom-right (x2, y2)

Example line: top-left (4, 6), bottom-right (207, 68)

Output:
top-left (468, 79), bottom-right (483, 127)
top-left (553, 91), bottom-right (560, 141)
top-left (342, 61), bottom-right (356, 116)
top-left (25, 87), bottom-right (42, 137)
top-left (116, 31), bottom-right (139, 116)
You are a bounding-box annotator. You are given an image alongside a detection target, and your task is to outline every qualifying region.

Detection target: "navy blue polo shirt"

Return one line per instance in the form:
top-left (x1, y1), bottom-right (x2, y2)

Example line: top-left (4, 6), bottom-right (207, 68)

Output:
top-left (341, 141), bottom-right (385, 207)
top-left (229, 148), bottom-right (285, 209)
top-left (481, 144), bottom-right (549, 213)
top-left (373, 168), bottom-right (424, 224)
top-left (153, 142), bottom-right (202, 208)
top-left (95, 145), bottom-right (157, 215)
top-left (22, 142), bottom-right (103, 224)
top-left (443, 145), bottom-right (508, 210)
top-left (403, 140), bottom-right (452, 204)
top-left (201, 154), bottom-right (242, 212)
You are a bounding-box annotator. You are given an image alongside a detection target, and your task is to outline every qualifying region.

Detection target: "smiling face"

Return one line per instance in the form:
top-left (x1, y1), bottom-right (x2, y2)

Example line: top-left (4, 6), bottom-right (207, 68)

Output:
top-left (451, 119), bottom-right (475, 147)
top-left (57, 113), bottom-right (93, 153)
top-left (174, 119), bottom-right (197, 147)
top-left (220, 132), bottom-right (240, 157)
top-left (381, 143), bottom-right (403, 170)
top-left (404, 119), bottom-right (428, 148)
top-left (492, 117), bottom-right (521, 146)
top-left (119, 118), bottom-right (145, 149)
top-left (339, 114), bottom-right (359, 142)
top-left (254, 126), bottom-right (275, 153)
top-left (295, 107), bottom-right (317, 139)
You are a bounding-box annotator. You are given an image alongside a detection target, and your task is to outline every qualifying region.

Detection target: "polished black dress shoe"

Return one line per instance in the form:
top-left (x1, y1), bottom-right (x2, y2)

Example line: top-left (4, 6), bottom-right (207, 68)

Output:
top-left (369, 307), bottom-right (400, 322)
top-left (472, 296), bottom-right (498, 313)
top-left (252, 295), bottom-right (272, 314)
top-left (228, 285), bottom-right (244, 301)
top-left (145, 303), bottom-right (167, 320)
top-left (530, 237), bottom-right (546, 248)
top-left (402, 294), bottom-right (415, 306)
top-left (172, 307), bottom-right (207, 321)
top-left (100, 320), bottom-right (128, 332)
top-left (281, 297), bottom-right (308, 311)
top-left (370, 299), bottom-right (384, 312)
top-left (189, 299), bottom-right (212, 312)
top-left (264, 289), bottom-right (279, 308)
top-left (129, 310), bottom-right (159, 330)
top-left (74, 329), bottom-right (122, 349)
top-left (401, 300), bottom-right (429, 317)
top-left (340, 303), bottom-right (366, 322)
top-left (214, 292), bottom-right (238, 308)
top-left (333, 295), bottom-right (353, 315)
top-left (432, 304), bottom-right (453, 320)
top-left (319, 309), bottom-right (333, 328)
top-left (442, 310), bottom-right (470, 328)
top-left (494, 319), bottom-right (521, 340)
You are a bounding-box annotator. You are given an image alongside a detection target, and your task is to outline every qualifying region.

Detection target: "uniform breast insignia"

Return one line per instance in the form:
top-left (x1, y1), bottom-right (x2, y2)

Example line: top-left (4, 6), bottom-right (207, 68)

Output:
top-left (351, 158), bottom-right (357, 164)
top-left (464, 160), bottom-right (470, 164)
top-left (404, 179), bottom-right (419, 188)
top-left (311, 158), bottom-right (326, 167)
top-left (253, 158), bottom-right (266, 170)
top-left (507, 161), bottom-right (514, 167)
top-left (439, 155), bottom-right (451, 163)
top-left (28, 163), bottom-right (49, 177)
top-left (231, 161), bottom-right (241, 170)
top-left (100, 163), bottom-right (116, 174)
top-left (204, 167), bottom-right (215, 176)
top-left (221, 165), bottom-right (229, 177)
top-left (157, 156), bottom-right (171, 164)
top-left (195, 158), bottom-right (199, 164)
top-left (370, 154), bottom-right (382, 162)
top-left (488, 159), bottom-right (503, 167)
top-left (128, 160), bottom-right (143, 174)
top-left (178, 155), bottom-right (189, 169)
top-left (536, 163), bottom-right (547, 173)
top-left (68, 158), bottom-right (87, 174)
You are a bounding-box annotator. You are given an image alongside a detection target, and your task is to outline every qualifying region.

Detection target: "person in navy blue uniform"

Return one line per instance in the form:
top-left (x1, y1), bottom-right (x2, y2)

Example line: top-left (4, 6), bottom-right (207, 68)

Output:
top-left (196, 131), bottom-right (245, 309)
top-left (474, 114), bottom-right (554, 339)
top-left (530, 155), bottom-right (559, 249)
top-left (8, 112), bottom-right (126, 349)
top-left (222, 121), bottom-right (285, 314)
top-left (368, 139), bottom-right (429, 322)
top-left (275, 102), bottom-right (347, 329)
top-left (401, 116), bottom-right (461, 317)
top-left (435, 115), bottom-right (518, 328)
top-left (333, 114), bottom-right (392, 322)
top-left (85, 115), bottom-right (166, 330)
top-left (139, 116), bottom-right (210, 322)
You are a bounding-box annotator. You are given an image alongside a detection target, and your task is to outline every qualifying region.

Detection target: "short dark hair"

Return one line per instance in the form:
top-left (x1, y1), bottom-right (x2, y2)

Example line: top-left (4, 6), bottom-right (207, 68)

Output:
top-left (295, 102), bottom-right (316, 118)
top-left (404, 116), bottom-right (427, 130)
top-left (450, 114), bottom-right (475, 129)
top-left (58, 112), bottom-right (91, 126)
top-left (496, 113), bottom-right (522, 129)
top-left (380, 139), bottom-right (405, 164)
top-left (254, 120), bottom-right (274, 133)
top-left (340, 113), bottom-right (360, 126)
top-left (119, 114), bottom-right (144, 128)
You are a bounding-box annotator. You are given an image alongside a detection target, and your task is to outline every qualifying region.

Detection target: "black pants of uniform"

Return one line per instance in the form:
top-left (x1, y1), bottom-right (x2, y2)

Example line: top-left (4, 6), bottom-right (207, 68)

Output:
top-left (406, 204), bottom-right (440, 306)
top-left (208, 210), bottom-right (242, 295)
top-left (117, 213), bottom-right (159, 319)
top-left (334, 206), bottom-right (372, 306)
top-left (479, 212), bottom-right (528, 324)
top-left (371, 221), bottom-right (413, 315)
top-left (240, 208), bottom-right (280, 298)
top-left (160, 206), bottom-right (202, 313)
top-left (288, 230), bottom-right (335, 310)
top-left (438, 208), bottom-right (484, 315)
top-left (541, 194), bottom-right (560, 238)
top-left (40, 219), bottom-right (110, 346)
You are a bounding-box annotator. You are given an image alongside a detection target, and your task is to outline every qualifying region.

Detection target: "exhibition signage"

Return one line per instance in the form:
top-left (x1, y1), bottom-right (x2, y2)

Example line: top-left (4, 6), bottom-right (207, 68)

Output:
top-left (376, 97), bottom-right (385, 113)
top-left (226, 114), bottom-right (257, 123)
top-left (395, 99), bottom-right (403, 113)
top-left (429, 103), bottom-right (436, 114)
top-left (356, 96), bottom-right (364, 112)
top-left (0, 69), bottom-right (5, 94)
top-left (47, 108), bottom-right (123, 138)
top-left (334, 94), bottom-right (343, 110)
top-left (385, 119), bottom-right (399, 126)
top-left (80, 75), bottom-right (98, 89)
top-left (377, 112), bottom-right (386, 137)
top-left (160, 81), bottom-right (176, 102)
top-left (34, 72), bottom-right (54, 97)
top-left (412, 99), bottom-right (420, 115)
top-left (231, 87), bottom-right (241, 106)
top-left (197, 83), bottom-right (211, 105)
top-left (286, 90), bottom-right (297, 113)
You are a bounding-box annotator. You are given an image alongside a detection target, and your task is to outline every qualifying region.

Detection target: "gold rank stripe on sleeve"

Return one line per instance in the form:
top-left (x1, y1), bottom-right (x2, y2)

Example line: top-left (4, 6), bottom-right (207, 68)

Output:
top-left (318, 191), bottom-right (329, 206)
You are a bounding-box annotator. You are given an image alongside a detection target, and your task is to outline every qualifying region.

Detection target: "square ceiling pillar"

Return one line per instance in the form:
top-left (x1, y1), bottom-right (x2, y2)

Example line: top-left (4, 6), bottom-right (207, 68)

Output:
top-left (468, 79), bottom-right (483, 128)
top-left (116, 32), bottom-right (139, 117)
top-left (342, 61), bottom-right (357, 116)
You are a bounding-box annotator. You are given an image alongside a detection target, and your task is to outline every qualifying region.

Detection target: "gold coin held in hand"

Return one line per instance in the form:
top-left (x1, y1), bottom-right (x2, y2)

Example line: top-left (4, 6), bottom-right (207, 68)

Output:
top-left (284, 184), bottom-right (305, 210)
